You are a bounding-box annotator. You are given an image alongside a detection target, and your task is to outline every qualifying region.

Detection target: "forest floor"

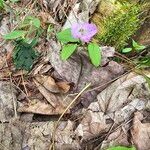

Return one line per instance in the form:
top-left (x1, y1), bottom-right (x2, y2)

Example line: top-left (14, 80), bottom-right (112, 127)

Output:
top-left (0, 0), bottom-right (150, 150)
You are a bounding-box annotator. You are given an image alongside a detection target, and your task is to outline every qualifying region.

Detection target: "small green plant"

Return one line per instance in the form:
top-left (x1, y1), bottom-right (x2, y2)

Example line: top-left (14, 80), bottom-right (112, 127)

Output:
top-left (106, 146), bottom-right (136, 150)
top-left (121, 39), bottom-right (146, 53)
top-left (3, 16), bottom-right (41, 40)
top-left (3, 30), bottom-right (27, 40)
top-left (3, 16), bottom-right (41, 71)
top-left (132, 40), bottom-right (146, 52)
top-left (57, 23), bottom-right (102, 67)
top-left (13, 39), bottom-right (38, 71)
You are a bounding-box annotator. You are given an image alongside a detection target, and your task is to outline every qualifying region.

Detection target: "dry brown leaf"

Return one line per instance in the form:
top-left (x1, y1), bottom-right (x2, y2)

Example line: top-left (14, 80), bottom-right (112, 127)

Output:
top-left (17, 98), bottom-right (69, 115)
top-left (33, 79), bottom-right (60, 108)
top-left (101, 126), bottom-right (130, 150)
top-left (18, 77), bottom-right (72, 115)
top-left (0, 119), bottom-right (26, 150)
top-left (0, 119), bottom-right (79, 150)
top-left (34, 75), bottom-right (70, 93)
top-left (35, 75), bottom-right (60, 93)
top-left (75, 111), bottom-right (111, 140)
top-left (56, 81), bottom-right (70, 93)
top-left (131, 112), bottom-right (150, 150)
top-left (33, 64), bottom-right (44, 75)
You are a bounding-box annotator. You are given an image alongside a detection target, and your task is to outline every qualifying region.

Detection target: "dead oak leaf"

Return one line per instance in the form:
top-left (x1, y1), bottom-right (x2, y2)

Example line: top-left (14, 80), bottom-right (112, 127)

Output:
top-left (131, 112), bottom-right (150, 150)
top-left (35, 76), bottom-right (60, 93)
top-left (17, 98), bottom-right (69, 115)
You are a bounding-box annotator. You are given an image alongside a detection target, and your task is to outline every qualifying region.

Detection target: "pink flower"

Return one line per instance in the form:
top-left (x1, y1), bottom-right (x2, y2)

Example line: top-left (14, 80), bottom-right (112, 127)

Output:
top-left (71, 23), bottom-right (98, 43)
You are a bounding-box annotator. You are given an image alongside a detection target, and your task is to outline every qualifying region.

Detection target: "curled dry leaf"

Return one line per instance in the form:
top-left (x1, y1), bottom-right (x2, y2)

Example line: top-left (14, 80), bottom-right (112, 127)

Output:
top-left (32, 64), bottom-right (44, 75)
top-left (18, 75), bottom-right (71, 115)
top-left (17, 98), bottom-right (69, 115)
top-left (131, 112), bottom-right (150, 150)
top-left (40, 64), bottom-right (52, 74)
top-left (32, 61), bottom-right (52, 75)
top-left (33, 78), bottom-right (65, 108)
top-left (34, 75), bottom-right (70, 94)
top-left (35, 75), bottom-right (60, 93)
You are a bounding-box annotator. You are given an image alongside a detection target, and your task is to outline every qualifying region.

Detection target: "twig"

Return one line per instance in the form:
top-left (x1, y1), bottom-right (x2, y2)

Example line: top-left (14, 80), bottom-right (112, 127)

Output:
top-left (9, 73), bottom-right (17, 118)
top-left (21, 70), bottom-right (29, 97)
top-left (49, 83), bottom-right (91, 150)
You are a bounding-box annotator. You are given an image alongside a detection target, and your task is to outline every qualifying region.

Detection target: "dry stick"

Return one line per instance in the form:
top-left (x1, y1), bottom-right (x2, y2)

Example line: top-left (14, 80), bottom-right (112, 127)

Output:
top-left (21, 70), bottom-right (29, 97)
top-left (49, 83), bottom-right (91, 150)
top-left (9, 73), bottom-right (18, 118)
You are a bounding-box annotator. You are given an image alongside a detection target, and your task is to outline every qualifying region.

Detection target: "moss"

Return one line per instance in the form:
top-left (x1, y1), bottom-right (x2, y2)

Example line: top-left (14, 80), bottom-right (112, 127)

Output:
top-left (92, 1), bottom-right (142, 50)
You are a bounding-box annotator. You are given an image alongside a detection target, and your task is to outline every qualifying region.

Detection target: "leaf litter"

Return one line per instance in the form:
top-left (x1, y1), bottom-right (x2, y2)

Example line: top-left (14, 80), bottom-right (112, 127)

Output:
top-left (0, 0), bottom-right (150, 150)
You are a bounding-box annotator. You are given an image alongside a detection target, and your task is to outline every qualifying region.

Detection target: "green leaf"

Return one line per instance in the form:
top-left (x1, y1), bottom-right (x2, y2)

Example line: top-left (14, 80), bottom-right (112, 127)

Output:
top-left (32, 18), bottom-right (41, 28)
top-left (137, 56), bottom-right (150, 69)
top-left (122, 48), bottom-right (132, 53)
top-left (107, 146), bottom-right (136, 150)
top-left (13, 39), bottom-right (38, 71)
top-left (61, 44), bottom-right (77, 60)
top-left (57, 28), bottom-right (79, 43)
top-left (21, 16), bottom-right (41, 28)
top-left (3, 30), bottom-right (27, 40)
top-left (30, 38), bottom-right (38, 47)
top-left (88, 43), bottom-right (101, 67)
top-left (132, 40), bottom-right (146, 52)
top-left (0, 0), bottom-right (4, 8)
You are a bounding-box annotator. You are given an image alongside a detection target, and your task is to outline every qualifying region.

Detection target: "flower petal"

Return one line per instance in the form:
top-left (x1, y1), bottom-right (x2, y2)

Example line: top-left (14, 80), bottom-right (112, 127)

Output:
top-left (80, 35), bottom-right (92, 43)
top-left (71, 23), bottom-right (82, 39)
top-left (71, 22), bottom-right (98, 43)
top-left (86, 23), bottom-right (98, 37)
